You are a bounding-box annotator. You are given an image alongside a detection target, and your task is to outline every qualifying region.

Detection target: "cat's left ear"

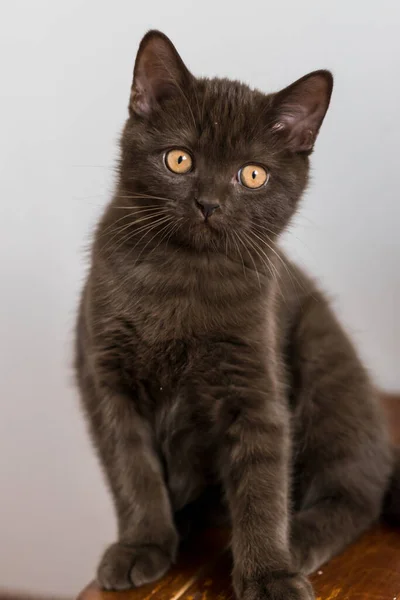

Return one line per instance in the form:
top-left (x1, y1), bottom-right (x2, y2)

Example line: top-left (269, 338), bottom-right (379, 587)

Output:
top-left (271, 70), bottom-right (333, 153)
top-left (130, 30), bottom-right (193, 117)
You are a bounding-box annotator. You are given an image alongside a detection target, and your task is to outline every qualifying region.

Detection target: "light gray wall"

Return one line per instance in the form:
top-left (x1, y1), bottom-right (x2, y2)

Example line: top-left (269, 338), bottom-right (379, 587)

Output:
top-left (0, 0), bottom-right (399, 596)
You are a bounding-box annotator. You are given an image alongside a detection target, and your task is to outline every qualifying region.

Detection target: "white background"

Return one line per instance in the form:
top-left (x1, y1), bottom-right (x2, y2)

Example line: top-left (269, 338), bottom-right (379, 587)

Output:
top-left (0, 1), bottom-right (399, 596)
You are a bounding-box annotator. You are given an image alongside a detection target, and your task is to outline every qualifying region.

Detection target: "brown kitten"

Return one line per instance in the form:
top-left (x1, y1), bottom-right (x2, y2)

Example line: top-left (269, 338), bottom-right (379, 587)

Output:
top-left (75, 31), bottom-right (399, 600)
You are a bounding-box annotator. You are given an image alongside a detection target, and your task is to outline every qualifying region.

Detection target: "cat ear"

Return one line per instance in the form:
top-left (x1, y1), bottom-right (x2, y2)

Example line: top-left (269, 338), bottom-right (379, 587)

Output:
top-left (271, 70), bottom-right (333, 153)
top-left (130, 30), bottom-right (193, 117)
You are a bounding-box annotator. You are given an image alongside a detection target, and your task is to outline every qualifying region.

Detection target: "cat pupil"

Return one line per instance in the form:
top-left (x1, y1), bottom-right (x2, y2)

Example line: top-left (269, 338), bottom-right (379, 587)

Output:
top-left (252, 170), bottom-right (257, 179)
top-left (178, 155), bottom-right (184, 164)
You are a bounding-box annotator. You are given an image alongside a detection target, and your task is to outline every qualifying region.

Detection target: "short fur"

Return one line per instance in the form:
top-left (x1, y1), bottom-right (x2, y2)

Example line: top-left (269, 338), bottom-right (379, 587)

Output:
top-left (75, 31), bottom-right (397, 600)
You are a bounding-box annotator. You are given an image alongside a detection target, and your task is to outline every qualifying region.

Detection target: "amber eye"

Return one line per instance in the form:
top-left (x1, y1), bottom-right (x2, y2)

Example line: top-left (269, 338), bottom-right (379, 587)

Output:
top-left (239, 164), bottom-right (269, 189)
top-left (165, 149), bottom-right (193, 174)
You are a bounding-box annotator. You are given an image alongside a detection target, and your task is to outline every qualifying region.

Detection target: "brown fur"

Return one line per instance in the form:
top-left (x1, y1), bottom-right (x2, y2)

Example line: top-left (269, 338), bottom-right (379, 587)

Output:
top-left (75, 31), bottom-right (396, 600)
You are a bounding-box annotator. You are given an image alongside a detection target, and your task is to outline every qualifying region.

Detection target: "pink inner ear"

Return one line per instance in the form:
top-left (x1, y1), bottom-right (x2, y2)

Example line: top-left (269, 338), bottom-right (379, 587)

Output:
top-left (130, 31), bottom-right (192, 117)
top-left (130, 79), bottom-right (153, 116)
top-left (131, 48), bottom-right (171, 116)
top-left (272, 122), bottom-right (286, 132)
top-left (273, 71), bottom-right (333, 152)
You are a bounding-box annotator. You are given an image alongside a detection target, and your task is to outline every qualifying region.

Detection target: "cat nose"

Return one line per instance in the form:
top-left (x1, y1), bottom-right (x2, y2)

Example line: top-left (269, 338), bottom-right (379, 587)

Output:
top-left (195, 198), bottom-right (220, 219)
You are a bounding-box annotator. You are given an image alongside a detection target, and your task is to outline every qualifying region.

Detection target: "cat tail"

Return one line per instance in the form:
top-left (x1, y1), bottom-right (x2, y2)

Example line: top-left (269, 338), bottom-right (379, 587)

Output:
top-left (382, 446), bottom-right (400, 525)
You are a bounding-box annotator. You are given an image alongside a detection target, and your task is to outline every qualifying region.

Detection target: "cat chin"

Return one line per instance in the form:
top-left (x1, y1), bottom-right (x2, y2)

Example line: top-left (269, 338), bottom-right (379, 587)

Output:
top-left (176, 222), bottom-right (226, 252)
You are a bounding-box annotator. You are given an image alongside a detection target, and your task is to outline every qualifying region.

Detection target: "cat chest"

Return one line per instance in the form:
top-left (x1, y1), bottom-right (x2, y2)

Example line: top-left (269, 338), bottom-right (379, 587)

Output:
top-left (133, 337), bottom-right (190, 389)
top-left (152, 391), bottom-right (217, 510)
top-left (134, 284), bottom-right (236, 342)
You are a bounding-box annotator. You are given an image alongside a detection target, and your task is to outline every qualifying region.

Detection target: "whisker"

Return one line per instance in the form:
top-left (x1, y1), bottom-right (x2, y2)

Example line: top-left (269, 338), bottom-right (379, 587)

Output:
top-left (115, 192), bottom-right (176, 202)
top-left (101, 206), bottom-right (167, 235)
top-left (236, 231), bottom-right (262, 289)
top-left (118, 217), bottom-right (182, 294)
top-left (100, 210), bottom-right (169, 252)
top-left (103, 216), bottom-right (172, 258)
top-left (165, 218), bottom-right (183, 246)
top-left (111, 203), bottom-right (166, 210)
top-left (230, 230), bottom-right (248, 280)
top-left (242, 231), bottom-right (288, 304)
top-left (245, 231), bottom-right (281, 279)
top-left (105, 206), bottom-right (168, 228)
top-left (224, 230), bottom-right (229, 265)
top-left (251, 235), bottom-right (283, 280)
top-left (147, 218), bottom-right (183, 260)
top-left (251, 222), bottom-right (277, 237)
top-left (254, 222), bottom-right (315, 257)
top-left (251, 228), bottom-right (307, 296)
top-left (132, 217), bottom-right (175, 265)
top-left (241, 231), bottom-right (272, 279)
top-left (246, 232), bottom-right (293, 304)
top-left (246, 234), bottom-right (287, 303)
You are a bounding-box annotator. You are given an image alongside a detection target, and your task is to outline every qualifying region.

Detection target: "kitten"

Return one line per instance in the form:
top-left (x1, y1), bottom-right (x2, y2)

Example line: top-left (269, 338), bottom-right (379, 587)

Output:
top-left (75, 30), bottom-right (399, 600)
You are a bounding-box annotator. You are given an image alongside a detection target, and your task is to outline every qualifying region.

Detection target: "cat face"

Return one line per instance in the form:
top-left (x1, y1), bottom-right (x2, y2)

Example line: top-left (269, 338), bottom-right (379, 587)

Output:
top-left (118, 31), bottom-right (332, 253)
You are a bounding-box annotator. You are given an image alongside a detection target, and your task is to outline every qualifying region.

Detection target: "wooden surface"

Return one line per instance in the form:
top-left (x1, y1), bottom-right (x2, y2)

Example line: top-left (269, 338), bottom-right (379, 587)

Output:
top-left (78, 394), bottom-right (400, 600)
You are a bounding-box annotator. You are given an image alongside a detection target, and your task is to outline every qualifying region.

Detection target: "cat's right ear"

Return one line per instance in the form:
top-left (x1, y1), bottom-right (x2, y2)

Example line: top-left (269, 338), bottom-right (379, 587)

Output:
top-left (129, 30), bottom-right (193, 117)
top-left (271, 70), bottom-right (333, 153)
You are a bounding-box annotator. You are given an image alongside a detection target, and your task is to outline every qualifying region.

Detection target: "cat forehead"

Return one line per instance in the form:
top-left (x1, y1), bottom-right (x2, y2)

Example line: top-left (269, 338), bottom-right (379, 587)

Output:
top-left (167, 77), bottom-right (273, 155)
top-left (196, 78), bottom-right (266, 126)
top-left (199, 77), bottom-right (259, 107)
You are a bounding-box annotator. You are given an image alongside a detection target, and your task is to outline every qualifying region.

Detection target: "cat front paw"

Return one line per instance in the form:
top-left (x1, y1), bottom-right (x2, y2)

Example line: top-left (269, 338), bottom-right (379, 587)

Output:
top-left (97, 540), bottom-right (177, 590)
top-left (235, 572), bottom-right (314, 600)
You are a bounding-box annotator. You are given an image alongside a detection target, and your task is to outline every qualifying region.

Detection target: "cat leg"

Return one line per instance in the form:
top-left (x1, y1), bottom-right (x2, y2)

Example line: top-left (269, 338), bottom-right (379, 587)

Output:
top-left (187, 340), bottom-right (314, 600)
top-left (80, 378), bottom-right (178, 590)
top-left (289, 292), bottom-right (392, 574)
top-left (290, 463), bottom-right (386, 574)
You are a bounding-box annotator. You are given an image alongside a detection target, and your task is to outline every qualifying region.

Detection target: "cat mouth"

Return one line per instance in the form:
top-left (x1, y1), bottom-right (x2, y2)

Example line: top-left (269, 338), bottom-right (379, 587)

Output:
top-left (195, 218), bottom-right (219, 232)
top-left (188, 218), bottom-right (222, 242)
top-left (195, 212), bottom-right (222, 228)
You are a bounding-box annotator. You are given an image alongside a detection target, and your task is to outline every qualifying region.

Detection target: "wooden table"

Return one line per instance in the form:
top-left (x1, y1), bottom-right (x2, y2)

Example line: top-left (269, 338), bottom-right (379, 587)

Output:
top-left (78, 394), bottom-right (400, 600)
